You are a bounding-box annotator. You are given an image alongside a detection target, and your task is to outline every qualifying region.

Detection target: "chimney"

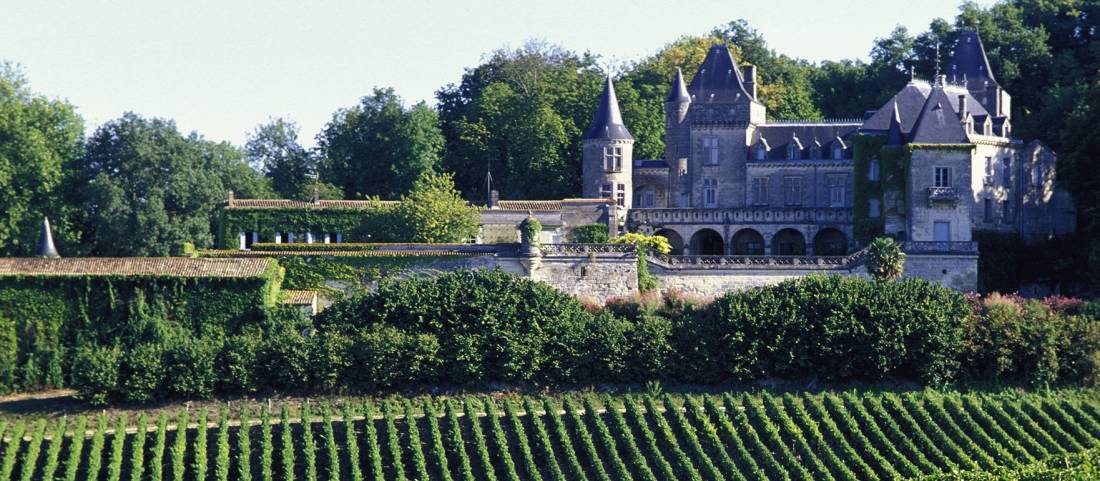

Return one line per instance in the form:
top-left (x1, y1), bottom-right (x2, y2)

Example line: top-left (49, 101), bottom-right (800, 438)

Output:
top-left (489, 190), bottom-right (499, 209)
top-left (227, 190), bottom-right (235, 206)
top-left (958, 95), bottom-right (968, 120)
top-left (743, 65), bottom-right (757, 99)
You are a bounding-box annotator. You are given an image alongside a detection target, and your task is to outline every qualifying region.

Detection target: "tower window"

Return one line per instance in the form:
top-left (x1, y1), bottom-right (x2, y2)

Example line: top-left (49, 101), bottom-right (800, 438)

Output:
top-left (1002, 157), bottom-right (1011, 184)
top-left (934, 167), bottom-right (952, 188)
top-left (703, 137), bottom-right (719, 165)
top-left (704, 179), bottom-right (718, 207)
top-left (869, 199), bottom-right (881, 218)
top-left (751, 177), bottom-right (768, 206)
top-left (869, 159), bottom-right (880, 181)
top-left (600, 183), bottom-right (612, 199)
top-left (616, 183), bottom-right (626, 206)
top-left (1031, 164), bottom-right (1043, 187)
top-left (603, 146), bottom-right (623, 172)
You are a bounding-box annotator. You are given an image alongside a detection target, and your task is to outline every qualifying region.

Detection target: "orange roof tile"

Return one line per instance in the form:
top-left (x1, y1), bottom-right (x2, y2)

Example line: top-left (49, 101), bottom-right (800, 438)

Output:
top-left (490, 200), bottom-right (562, 211)
top-left (0, 258), bottom-right (275, 278)
top-left (282, 290), bottom-right (318, 305)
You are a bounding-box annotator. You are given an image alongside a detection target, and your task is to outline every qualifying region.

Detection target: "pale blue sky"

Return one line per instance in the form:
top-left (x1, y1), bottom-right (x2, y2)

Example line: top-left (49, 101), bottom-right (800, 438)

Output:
top-left (2, 0), bottom-right (990, 148)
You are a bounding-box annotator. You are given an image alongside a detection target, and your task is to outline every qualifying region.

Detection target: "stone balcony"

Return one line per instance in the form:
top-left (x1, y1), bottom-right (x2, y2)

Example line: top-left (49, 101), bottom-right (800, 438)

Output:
top-left (629, 207), bottom-right (853, 226)
top-left (927, 186), bottom-right (961, 205)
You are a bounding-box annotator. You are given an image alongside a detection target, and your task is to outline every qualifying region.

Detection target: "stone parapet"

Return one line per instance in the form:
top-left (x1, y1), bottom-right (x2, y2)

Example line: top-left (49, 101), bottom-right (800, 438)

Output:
top-left (629, 207), bottom-right (853, 226)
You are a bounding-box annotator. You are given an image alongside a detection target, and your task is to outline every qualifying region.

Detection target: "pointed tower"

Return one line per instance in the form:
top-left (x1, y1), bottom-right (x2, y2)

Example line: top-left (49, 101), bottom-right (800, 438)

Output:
top-left (665, 68), bottom-right (691, 207)
top-left (686, 44), bottom-right (766, 124)
top-left (949, 30), bottom-right (1011, 122)
top-left (37, 217), bottom-right (60, 258)
top-left (582, 75), bottom-right (634, 209)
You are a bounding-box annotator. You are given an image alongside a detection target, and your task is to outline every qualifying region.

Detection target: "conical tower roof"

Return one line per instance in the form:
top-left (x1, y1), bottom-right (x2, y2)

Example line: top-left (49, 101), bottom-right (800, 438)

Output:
top-left (687, 44), bottom-right (753, 103)
top-left (666, 68), bottom-right (690, 103)
top-left (583, 75), bottom-right (633, 141)
top-left (37, 217), bottom-right (60, 258)
top-left (949, 30), bottom-right (997, 86)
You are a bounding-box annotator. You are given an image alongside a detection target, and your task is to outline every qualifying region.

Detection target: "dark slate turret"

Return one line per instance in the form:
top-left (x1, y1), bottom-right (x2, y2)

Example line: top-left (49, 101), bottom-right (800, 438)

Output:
top-left (949, 30), bottom-right (997, 86)
top-left (666, 68), bottom-right (690, 103)
top-left (37, 217), bottom-right (60, 258)
top-left (688, 44), bottom-right (753, 103)
top-left (583, 75), bottom-right (633, 141)
top-left (910, 80), bottom-right (969, 144)
top-left (887, 101), bottom-right (905, 146)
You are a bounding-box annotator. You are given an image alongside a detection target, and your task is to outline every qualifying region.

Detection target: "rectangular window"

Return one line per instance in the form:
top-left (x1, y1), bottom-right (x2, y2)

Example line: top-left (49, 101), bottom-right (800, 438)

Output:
top-left (600, 183), bottom-right (612, 199)
top-left (933, 221), bottom-right (951, 241)
top-left (703, 137), bottom-right (719, 165)
top-left (680, 192), bottom-right (690, 208)
top-left (783, 176), bottom-right (803, 206)
top-left (934, 167), bottom-right (952, 188)
top-left (984, 198), bottom-right (993, 222)
top-left (644, 191), bottom-right (655, 208)
top-left (616, 183), bottom-right (625, 207)
top-left (1002, 157), bottom-right (1011, 184)
top-left (703, 178), bottom-right (718, 208)
top-left (868, 159), bottom-right (880, 181)
top-left (603, 146), bottom-right (623, 172)
top-left (1031, 164), bottom-right (1043, 187)
top-left (751, 177), bottom-right (768, 206)
top-left (1002, 201), bottom-right (1011, 223)
top-left (827, 173), bottom-right (847, 207)
top-left (869, 199), bottom-right (881, 218)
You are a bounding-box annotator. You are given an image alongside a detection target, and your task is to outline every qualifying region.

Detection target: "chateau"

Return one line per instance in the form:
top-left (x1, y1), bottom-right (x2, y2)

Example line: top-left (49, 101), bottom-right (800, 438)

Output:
top-left (583, 30), bottom-right (1075, 257)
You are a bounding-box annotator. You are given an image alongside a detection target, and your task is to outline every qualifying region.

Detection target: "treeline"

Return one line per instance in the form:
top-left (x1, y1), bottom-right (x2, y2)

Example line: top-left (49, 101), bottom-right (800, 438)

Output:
top-left (4, 1), bottom-right (1100, 286)
top-left (62, 270), bottom-right (1100, 405)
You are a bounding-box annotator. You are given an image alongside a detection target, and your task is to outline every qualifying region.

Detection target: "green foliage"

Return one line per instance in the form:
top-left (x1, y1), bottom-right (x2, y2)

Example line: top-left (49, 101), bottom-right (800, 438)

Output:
top-left (245, 118), bottom-right (334, 200)
top-left (395, 171), bottom-right (480, 243)
top-left (0, 63), bottom-right (84, 257)
top-left (318, 88), bottom-right (443, 199)
top-left (866, 236), bottom-right (907, 281)
top-left (567, 223), bottom-right (609, 243)
top-left (218, 203), bottom-right (400, 248)
top-left (615, 232), bottom-right (670, 292)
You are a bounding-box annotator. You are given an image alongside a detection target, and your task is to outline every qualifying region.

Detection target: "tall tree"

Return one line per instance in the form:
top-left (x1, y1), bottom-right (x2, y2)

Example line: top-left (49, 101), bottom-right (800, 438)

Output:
top-left (317, 88), bottom-right (443, 199)
top-left (245, 118), bottom-right (314, 199)
top-left (74, 113), bottom-right (249, 256)
top-left (0, 63), bottom-right (84, 256)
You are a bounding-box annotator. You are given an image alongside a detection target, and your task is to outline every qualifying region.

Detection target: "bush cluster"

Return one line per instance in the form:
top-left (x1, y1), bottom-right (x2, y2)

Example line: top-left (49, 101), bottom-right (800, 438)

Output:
top-left (62, 269), bottom-right (1100, 405)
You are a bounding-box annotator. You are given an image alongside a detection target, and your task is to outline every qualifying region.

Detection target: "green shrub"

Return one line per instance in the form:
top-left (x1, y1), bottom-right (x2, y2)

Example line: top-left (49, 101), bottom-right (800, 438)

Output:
top-left (568, 224), bottom-right (609, 243)
top-left (0, 318), bottom-right (15, 393)
top-left (625, 313), bottom-right (674, 381)
top-left (216, 332), bottom-right (263, 393)
top-left (121, 343), bottom-right (165, 403)
top-left (345, 325), bottom-right (441, 390)
top-left (161, 336), bottom-right (220, 398)
top-left (316, 269), bottom-right (594, 385)
top-left (71, 345), bottom-right (121, 406)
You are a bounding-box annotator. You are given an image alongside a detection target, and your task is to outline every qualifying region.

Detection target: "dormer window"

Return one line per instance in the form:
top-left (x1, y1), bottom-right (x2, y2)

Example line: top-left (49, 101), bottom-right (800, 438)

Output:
top-left (603, 146), bottom-right (623, 172)
top-left (809, 145), bottom-right (821, 159)
top-left (787, 144), bottom-right (800, 160)
top-left (755, 145), bottom-right (767, 161)
top-left (833, 146), bottom-right (844, 160)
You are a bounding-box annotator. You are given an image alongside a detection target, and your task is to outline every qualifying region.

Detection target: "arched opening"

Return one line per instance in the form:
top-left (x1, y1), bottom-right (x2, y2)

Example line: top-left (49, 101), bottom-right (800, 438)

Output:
top-left (812, 228), bottom-right (848, 255)
top-left (771, 228), bottom-right (806, 255)
top-left (689, 229), bottom-right (724, 256)
top-left (654, 229), bottom-right (684, 256)
top-left (730, 229), bottom-right (765, 255)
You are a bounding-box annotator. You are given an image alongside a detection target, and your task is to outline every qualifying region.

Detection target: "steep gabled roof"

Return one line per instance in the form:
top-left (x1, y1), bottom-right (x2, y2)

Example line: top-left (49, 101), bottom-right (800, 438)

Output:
top-left (687, 44), bottom-right (753, 103)
top-left (910, 84), bottom-right (970, 144)
top-left (583, 75), bottom-right (633, 141)
top-left (666, 68), bottom-right (690, 103)
top-left (949, 30), bottom-right (997, 86)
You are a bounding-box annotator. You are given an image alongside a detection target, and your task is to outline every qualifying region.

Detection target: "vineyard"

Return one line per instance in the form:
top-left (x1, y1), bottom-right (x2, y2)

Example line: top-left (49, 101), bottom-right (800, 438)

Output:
top-left (0, 390), bottom-right (1099, 481)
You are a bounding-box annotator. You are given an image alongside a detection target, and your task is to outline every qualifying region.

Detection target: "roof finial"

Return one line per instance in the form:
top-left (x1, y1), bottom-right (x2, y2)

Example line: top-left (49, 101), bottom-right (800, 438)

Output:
top-left (909, 65), bottom-right (915, 81)
top-left (935, 43), bottom-right (942, 78)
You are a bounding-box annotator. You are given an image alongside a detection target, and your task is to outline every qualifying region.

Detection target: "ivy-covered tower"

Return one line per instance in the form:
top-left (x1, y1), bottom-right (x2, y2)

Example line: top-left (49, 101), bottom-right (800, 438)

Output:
top-left (665, 68), bottom-right (691, 207)
top-left (581, 75), bottom-right (634, 209)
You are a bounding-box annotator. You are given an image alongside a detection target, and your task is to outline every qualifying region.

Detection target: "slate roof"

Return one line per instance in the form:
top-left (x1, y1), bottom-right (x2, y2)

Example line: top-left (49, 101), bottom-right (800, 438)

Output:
top-left (949, 30), bottom-right (997, 86)
top-left (0, 257), bottom-right (275, 278)
top-left (666, 68), bottom-right (690, 103)
top-left (862, 79), bottom-right (990, 139)
top-left (226, 199), bottom-right (399, 209)
top-left (583, 76), bottom-right (633, 141)
top-left (750, 122), bottom-right (861, 160)
top-left (909, 84), bottom-right (970, 144)
top-left (687, 44), bottom-right (754, 103)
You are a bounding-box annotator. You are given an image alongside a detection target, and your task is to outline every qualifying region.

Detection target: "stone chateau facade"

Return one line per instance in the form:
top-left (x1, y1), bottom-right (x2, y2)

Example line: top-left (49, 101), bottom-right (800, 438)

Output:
top-left (582, 30), bottom-right (1075, 258)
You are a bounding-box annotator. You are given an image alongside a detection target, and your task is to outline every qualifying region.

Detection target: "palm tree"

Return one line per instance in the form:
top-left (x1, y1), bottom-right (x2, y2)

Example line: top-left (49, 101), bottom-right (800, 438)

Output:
top-left (867, 236), bottom-right (906, 281)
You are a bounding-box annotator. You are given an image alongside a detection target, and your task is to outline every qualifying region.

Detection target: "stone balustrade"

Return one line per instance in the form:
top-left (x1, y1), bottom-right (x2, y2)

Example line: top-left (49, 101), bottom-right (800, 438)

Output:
top-left (629, 207), bottom-right (853, 225)
top-left (902, 241), bottom-right (979, 254)
top-left (649, 247), bottom-right (868, 270)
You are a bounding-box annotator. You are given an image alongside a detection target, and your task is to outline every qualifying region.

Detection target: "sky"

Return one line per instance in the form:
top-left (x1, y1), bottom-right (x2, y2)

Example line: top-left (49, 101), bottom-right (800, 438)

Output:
top-left (2, 0), bottom-right (991, 148)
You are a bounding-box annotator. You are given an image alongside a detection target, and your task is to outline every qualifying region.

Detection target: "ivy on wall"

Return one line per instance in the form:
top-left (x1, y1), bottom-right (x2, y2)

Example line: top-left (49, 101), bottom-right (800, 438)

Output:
top-left (0, 263), bottom-right (282, 394)
top-left (277, 254), bottom-right (484, 294)
top-left (852, 135), bottom-right (909, 245)
top-left (217, 206), bottom-right (401, 248)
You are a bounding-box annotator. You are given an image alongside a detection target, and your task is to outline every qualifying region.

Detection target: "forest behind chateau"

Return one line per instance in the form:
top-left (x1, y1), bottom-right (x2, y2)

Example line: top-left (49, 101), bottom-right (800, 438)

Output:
top-left (2, 0), bottom-right (1100, 287)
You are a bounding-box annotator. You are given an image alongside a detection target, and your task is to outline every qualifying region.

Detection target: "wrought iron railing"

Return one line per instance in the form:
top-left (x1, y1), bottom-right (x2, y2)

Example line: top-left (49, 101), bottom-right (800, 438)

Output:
top-left (927, 187), bottom-right (960, 204)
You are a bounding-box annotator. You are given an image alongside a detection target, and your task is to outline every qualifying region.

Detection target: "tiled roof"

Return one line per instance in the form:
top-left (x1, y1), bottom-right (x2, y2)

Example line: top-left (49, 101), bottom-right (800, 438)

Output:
top-left (491, 200), bottom-right (563, 211)
top-left (226, 199), bottom-right (399, 209)
top-left (282, 290), bottom-right (317, 305)
top-left (200, 250), bottom-right (491, 258)
top-left (0, 258), bottom-right (275, 278)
